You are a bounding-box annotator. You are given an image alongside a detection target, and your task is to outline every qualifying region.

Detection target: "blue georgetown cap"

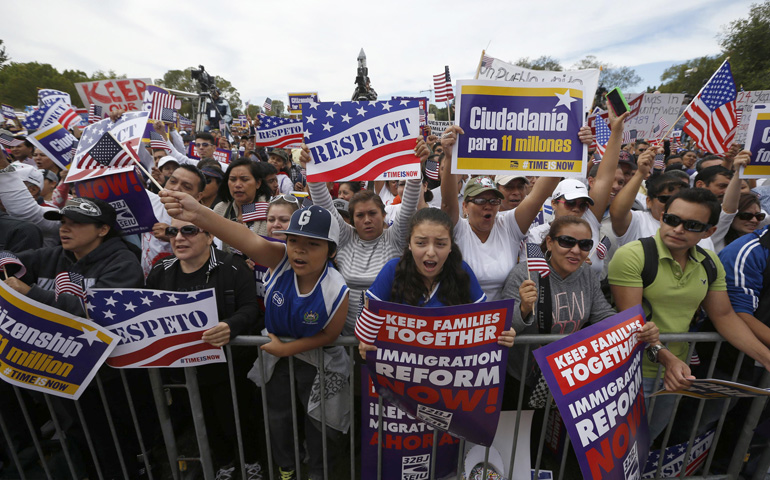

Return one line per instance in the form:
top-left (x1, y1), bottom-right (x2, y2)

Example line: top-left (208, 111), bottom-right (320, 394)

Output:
top-left (273, 205), bottom-right (340, 245)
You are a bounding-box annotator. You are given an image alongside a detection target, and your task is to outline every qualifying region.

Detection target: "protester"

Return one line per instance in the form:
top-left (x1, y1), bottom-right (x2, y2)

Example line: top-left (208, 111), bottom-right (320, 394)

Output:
top-left (145, 218), bottom-right (262, 479)
top-left (721, 193), bottom-right (766, 248)
top-left (336, 181), bottom-right (362, 201)
top-left (160, 190), bottom-right (349, 480)
top-left (266, 194), bottom-right (300, 239)
top-left (267, 149), bottom-right (294, 195)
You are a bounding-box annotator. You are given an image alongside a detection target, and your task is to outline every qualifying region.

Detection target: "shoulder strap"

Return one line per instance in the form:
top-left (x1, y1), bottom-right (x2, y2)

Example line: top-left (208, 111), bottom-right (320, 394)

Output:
top-left (640, 237), bottom-right (658, 289)
top-left (694, 245), bottom-right (718, 286)
top-left (536, 275), bottom-right (553, 334)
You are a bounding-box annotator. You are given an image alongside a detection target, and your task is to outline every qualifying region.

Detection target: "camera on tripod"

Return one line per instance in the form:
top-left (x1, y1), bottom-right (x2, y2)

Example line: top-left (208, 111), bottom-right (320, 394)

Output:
top-left (191, 65), bottom-right (215, 92)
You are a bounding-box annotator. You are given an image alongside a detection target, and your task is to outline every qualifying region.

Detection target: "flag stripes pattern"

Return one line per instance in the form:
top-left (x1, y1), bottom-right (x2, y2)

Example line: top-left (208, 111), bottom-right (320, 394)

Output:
top-left (433, 66), bottom-right (454, 102)
top-left (683, 60), bottom-right (737, 154)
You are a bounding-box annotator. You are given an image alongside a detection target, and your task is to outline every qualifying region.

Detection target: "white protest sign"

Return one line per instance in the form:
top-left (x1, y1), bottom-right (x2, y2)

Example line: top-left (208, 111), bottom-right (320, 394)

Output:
top-left (74, 78), bottom-right (151, 114)
top-left (734, 90), bottom-right (770, 144)
top-left (624, 93), bottom-right (685, 140)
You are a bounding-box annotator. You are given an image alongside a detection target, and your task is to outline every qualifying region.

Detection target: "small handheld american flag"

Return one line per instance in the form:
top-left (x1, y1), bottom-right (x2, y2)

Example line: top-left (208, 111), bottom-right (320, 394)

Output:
top-left (242, 202), bottom-right (269, 222)
top-left (355, 306), bottom-right (387, 345)
top-left (54, 271), bottom-right (86, 300)
top-left (526, 243), bottom-right (550, 278)
top-left (263, 97), bottom-right (272, 112)
top-left (594, 114), bottom-right (611, 157)
top-left (433, 66), bottom-right (454, 103)
top-left (149, 91), bottom-right (176, 121)
top-left (425, 156), bottom-right (439, 180)
top-left (0, 252), bottom-right (26, 278)
top-left (595, 236), bottom-right (612, 260)
top-left (88, 104), bottom-right (103, 125)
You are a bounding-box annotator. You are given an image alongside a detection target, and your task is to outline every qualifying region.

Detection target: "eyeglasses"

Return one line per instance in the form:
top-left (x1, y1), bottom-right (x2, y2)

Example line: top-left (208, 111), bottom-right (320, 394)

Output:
top-left (270, 194), bottom-right (299, 204)
top-left (661, 213), bottom-right (711, 233)
top-left (554, 235), bottom-right (594, 251)
top-left (736, 212), bottom-right (766, 221)
top-left (655, 195), bottom-right (672, 204)
top-left (468, 197), bottom-right (502, 206)
top-left (556, 198), bottom-right (591, 211)
top-left (194, 142), bottom-right (212, 148)
top-left (165, 225), bottom-right (205, 237)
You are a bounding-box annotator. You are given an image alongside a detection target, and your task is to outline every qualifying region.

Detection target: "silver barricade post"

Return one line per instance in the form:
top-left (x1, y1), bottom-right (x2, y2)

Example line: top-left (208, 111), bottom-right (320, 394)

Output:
top-left (42, 393), bottom-right (78, 479)
top-left (348, 345), bottom-right (356, 480)
top-left (74, 396), bottom-right (104, 480)
top-left (119, 370), bottom-right (154, 480)
top-left (184, 366), bottom-right (215, 479)
top-left (224, 345), bottom-right (247, 480)
top-left (319, 351), bottom-right (328, 480)
top-left (728, 369), bottom-right (770, 476)
top-left (288, 355), bottom-right (302, 478)
top-left (13, 386), bottom-right (52, 480)
top-left (0, 397), bottom-right (27, 480)
top-left (94, 372), bottom-right (129, 479)
top-left (257, 350), bottom-right (275, 479)
top-left (148, 368), bottom-right (180, 480)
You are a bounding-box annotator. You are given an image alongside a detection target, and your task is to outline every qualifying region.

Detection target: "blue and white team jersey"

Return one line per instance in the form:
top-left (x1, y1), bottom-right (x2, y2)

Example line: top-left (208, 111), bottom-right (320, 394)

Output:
top-left (365, 258), bottom-right (487, 307)
top-left (264, 250), bottom-right (349, 338)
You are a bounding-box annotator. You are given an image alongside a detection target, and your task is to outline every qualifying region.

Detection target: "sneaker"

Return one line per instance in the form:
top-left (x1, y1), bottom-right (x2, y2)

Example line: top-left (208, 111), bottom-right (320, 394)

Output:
top-left (278, 467), bottom-right (297, 480)
top-left (245, 462), bottom-right (263, 480)
top-left (215, 465), bottom-right (236, 480)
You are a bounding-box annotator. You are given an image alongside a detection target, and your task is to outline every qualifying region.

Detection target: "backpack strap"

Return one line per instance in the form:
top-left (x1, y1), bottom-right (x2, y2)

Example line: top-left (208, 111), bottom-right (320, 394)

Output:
top-left (639, 237), bottom-right (658, 289)
top-left (694, 245), bottom-right (718, 286)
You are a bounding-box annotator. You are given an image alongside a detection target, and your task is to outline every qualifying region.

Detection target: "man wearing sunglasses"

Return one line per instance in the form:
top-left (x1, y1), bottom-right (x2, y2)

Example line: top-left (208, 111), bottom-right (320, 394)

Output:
top-left (609, 188), bottom-right (770, 444)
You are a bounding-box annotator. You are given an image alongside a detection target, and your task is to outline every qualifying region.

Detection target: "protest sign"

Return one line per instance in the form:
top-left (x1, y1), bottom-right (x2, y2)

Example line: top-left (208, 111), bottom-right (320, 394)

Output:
top-left (188, 143), bottom-right (232, 165)
top-left (254, 114), bottom-right (304, 149)
top-left (72, 169), bottom-right (159, 235)
top-left (38, 88), bottom-right (72, 109)
top-left (623, 93), bottom-right (685, 140)
top-left (75, 78), bottom-right (151, 114)
top-left (27, 122), bottom-right (78, 170)
top-left (365, 298), bottom-right (513, 446)
top-left (0, 281), bottom-right (118, 400)
top-left (426, 120), bottom-right (452, 137)
top-left (532, 305), bottom-right (649, 480)
top-left (653, 377), bottom-right (770, 399)
top-left (735, 90), bottom-right (770, 144)
top-left (361, 368), bottom-right (460, 480)
top-left (642, 430), bottom-right (714, 478)
top-left (478, 56), bottom-right (599, 114)
top-left (393, 96), bottom-right (428, 125)
top-left (303, 100), bottom-right (421, 182)
top-left (743, 103), bottom-right (770, 178)
top-left (87, 287), bottom-right (224, 368)
top-left (287, 92), bottom-right (320, 115)
top-left (22, 99), bottom-right (82, 132)
top-left (66, 111), bottom-right (150, 183)
top-left (452, 80), bottom-right (587, 178)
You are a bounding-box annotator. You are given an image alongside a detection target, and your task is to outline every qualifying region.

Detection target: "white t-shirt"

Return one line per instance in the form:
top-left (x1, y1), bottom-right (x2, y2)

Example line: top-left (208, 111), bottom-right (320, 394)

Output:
top-left (526, 209), bottom-right (605, 277)
top-left (454, 210), bottom-right (526, 301)
top-left (377, 185), bottom-right (396, 206)
top-left (615, 210), bottom-right (715, 251)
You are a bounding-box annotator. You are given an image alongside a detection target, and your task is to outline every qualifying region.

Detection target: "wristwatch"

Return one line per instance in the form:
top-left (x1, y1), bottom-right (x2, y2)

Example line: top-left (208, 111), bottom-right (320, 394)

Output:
top-left (646, 344), bottom-right (668, 363)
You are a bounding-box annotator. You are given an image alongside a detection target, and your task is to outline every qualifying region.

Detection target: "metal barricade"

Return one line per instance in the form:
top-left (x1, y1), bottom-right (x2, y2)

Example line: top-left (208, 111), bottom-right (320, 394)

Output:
top-left (1, 332), bottom-right (769, 480)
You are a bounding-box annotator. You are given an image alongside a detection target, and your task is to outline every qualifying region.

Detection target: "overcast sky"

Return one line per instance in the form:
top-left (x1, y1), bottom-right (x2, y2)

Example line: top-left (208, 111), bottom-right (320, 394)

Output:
top-left (4, 0), bottom-right (755, 106)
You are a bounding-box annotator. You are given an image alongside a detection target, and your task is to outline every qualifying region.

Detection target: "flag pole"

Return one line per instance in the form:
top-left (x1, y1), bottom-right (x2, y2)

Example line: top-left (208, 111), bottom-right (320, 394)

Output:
top-left (659, 57), bottom-right (731, 141)
top-left (2, 267), bottom-right (8, 281)
top-left (474, 50), bottom-right (486, 80)
top-left (110, 132), bottom-right (164, 190)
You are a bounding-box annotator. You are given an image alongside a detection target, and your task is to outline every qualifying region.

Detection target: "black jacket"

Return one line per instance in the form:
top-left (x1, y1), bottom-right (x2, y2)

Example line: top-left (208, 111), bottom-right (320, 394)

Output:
top-left (145, 246), bottom-right (261, 338)
top-left (18, 237), bottom-right (144, 317)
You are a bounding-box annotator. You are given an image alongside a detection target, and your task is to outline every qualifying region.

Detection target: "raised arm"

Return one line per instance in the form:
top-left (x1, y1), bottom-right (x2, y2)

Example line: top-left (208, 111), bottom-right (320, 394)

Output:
top-left (439, 126), bottom-right (463, 225)
top-left (610, 148), bottom-right (655, 237)
top-left (390, 139), bottom-right (430, 245)
top-left (589, 111), bottom-right (629, 219)
top-left (721, 151), bottom-right (750, 214)
top-left (159, 189), bottom-right (285, 269)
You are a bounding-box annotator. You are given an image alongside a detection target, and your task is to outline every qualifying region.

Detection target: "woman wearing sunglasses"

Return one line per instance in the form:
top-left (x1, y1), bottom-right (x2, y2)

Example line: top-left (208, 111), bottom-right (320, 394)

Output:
top-left (719, 193), bottom-right (767, 250)
top-left (145, 218), bottom-right (261, 479)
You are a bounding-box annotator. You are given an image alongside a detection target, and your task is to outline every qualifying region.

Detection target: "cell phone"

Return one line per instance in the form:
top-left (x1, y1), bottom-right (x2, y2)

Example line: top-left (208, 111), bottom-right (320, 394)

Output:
top-left (606, 87), bottom-right (630, 116)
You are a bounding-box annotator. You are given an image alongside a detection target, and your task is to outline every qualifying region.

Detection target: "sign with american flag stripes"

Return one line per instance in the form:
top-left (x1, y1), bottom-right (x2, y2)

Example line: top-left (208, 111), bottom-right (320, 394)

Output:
top-left (87, 287), bottom-right (224, 368)
top-left (254, 114), bottom-right (303, 149)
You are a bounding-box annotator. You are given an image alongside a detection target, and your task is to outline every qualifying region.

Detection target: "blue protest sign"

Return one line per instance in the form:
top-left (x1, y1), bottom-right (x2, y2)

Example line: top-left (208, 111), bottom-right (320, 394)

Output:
top-left (27, 122), bottom-right (78, 170)
top-left (452, 80), bottom-right (587, 177)
top-left (744, 103), bottom-right (770, 178)
top-left (0, 282), bottom-right (118, 400)
top-left (287, 92), bottom-right (319, 115)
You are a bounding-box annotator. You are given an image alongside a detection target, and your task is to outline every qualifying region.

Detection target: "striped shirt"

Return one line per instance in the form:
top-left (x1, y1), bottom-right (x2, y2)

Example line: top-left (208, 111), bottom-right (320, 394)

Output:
top-left (308, 179), bottom-right (421, 334)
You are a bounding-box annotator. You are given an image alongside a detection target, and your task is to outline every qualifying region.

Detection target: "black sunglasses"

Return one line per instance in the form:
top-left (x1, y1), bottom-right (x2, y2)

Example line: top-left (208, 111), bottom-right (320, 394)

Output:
top-left (165, 225), bottom-right (205, 237)
top-left (554, 235), bottom-right (593, 251)
top-left (736, 212), bottom-right (766, 221)
top-left (468, 197), bottom-right (502, 206)
top-left (556, 198), bottom-right (591, 210)
top-left (661, 213), bottom-right (711, 233)
top-left (655, 195), bottom-right (672, 204)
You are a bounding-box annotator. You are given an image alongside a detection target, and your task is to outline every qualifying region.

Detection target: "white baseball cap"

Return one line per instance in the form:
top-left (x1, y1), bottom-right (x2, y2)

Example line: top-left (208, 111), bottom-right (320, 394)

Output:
top-left (552, 178), bottom-right (594, 205)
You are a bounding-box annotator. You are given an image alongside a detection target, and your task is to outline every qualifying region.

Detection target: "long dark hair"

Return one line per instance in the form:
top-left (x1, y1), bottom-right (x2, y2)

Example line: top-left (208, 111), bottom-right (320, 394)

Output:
top-left (725, 193), bottom-right (762, 246)
top-left (390, 208), bottom-right (471, 306)
top-left (218, 158), bottom-right (274, 203)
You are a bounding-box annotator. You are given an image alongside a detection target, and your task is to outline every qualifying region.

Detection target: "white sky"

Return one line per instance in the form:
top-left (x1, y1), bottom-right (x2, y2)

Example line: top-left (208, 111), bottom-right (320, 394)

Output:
top-left (4, 0), bottom-right (755, 106)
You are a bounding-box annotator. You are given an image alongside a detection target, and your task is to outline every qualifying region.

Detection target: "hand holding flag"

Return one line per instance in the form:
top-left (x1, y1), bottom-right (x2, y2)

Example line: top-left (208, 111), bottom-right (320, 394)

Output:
top-left (526, 243), bottom-right (550, 278)
top-left (0, 252), bottom-right (26, 279)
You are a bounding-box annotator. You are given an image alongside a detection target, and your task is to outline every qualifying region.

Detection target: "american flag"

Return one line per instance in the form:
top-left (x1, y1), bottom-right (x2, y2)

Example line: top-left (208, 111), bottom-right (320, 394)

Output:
top-left (88, 104), bottom-right (103, 124)
top-left (643, 430), bottom-right (714, 478)
top-left (149, 91), bottom-right (176, 121)
top-left (242, 202), bottom-right (269, 222)
top-left (149, 131), bottom-right (171, 151)
top-left (622, 129), bottom-right (631, 144)
top-left (78, 131), bottom-right (134, 169)
top-left (254, 114), bottom-right (303, 149)
top-left (354, 306), bottom-right (387, 345)
top-left (526, 243), bottom-right (550, 278)
top-left (672, 130), bottom-right (683, 149)
top-left (263, 97), bottom-right (272, 112)
top-left (86, 287), bottom-right (224, 368)
top-left (736, 108), bottom-right (743, 125)
top-left (160, 108), bottom-right (177, 124)
top-left (23, 99), bottom-right (82, 131)
top-left (178, 114), bottom-right (193, 130)
top-left (595, 236), bottom-right (611, 260)
top-left (594, 114), bottom-right (611, 157)
top-left (425, 156), bottom-right (440, 180)
top-left (653, 153), bottom-right (666, 170)
top-left (0, 132), bottom-right (23, 147)
top-left (0, 252), bottom-right (26, 278)
top-left (55, 271), bottom-right (85, 300)
top-left (683, 60), bottom-right (737, 154)
top-left (1, 104), bottom-right (16, 123)
top-left (625, 93), bottom-right (645, 121)
top-left (302, 100), bottom-right (420, 182)
top-left (481, 54), bottom-right (494, 68)
top-left (656, 117), bottom-right (670, 138)
top-left (433, 66), bottom-right (454, 103)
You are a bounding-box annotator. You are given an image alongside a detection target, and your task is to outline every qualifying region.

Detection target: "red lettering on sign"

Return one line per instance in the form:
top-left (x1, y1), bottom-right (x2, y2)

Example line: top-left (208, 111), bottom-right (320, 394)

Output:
top-left (80, 82), bottom-right (111, 104)
top-left (116, 80), bottom-right (138, 102)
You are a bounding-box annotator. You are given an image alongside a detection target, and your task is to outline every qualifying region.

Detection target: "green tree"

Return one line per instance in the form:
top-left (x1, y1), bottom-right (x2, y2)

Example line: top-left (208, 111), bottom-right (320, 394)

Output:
top-left (0, 62), bottom-right (81, 107)
top-left (515, 56), bottom-right (563, 71)
top-left (0, 40), bottom-right (9, 70)
top-left (657, 55), bottom-right (726, 94)
top-left (269, 99), bottom-right (285, 117)
top-left (246, 104), bottom-right (262, 117)
top-left (719, 1), bottom-right (770, 90)
top-left (571, 55), bottom-right (641, 90)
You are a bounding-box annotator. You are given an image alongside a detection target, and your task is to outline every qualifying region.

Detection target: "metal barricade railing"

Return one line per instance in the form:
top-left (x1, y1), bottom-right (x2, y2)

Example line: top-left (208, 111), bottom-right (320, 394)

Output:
top-left (1, 332), bottom-right (769, 480)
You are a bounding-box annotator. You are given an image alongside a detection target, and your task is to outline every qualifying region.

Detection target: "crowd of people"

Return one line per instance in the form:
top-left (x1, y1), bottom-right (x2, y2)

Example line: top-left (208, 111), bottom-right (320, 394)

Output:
top-left (0, 98), bottom-right (769, 480)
